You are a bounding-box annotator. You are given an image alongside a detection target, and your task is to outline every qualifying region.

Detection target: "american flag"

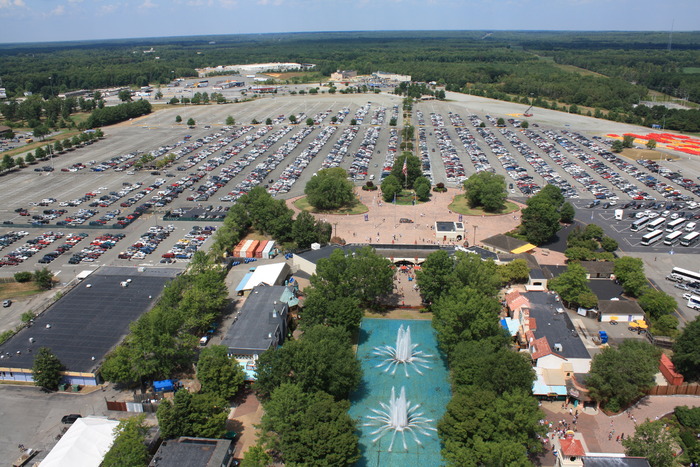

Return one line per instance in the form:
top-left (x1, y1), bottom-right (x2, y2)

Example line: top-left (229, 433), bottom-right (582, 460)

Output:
top-left (402, 157), bottom-right (407, 177)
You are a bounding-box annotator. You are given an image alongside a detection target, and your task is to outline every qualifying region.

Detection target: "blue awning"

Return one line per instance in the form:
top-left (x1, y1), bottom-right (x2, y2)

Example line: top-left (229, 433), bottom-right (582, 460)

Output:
top-left (235, 272), bottom-right (254, 292)
top-left (500, 317), bottom-right (519, 337)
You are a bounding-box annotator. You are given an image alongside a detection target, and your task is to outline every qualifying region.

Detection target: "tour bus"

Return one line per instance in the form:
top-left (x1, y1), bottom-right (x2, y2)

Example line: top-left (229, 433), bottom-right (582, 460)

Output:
top-left (671, 266), bottom-right (700, 284)
top-left (680, 231), bottom-right (700, 247)
top-left (663, 230), bottom-right (684, 246)
top-left (646, 217), bottom-right (665, 231)
top-left (631, 216), bottom-right (650, 232)
top-left (641, 229), bottom-right (664, 246)
top-left (666, 218), bottom-right (685, 232)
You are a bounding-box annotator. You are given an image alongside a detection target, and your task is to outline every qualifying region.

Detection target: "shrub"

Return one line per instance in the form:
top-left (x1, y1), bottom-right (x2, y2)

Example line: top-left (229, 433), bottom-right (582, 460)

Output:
top-left (14, 271), bottom-right (33, 282)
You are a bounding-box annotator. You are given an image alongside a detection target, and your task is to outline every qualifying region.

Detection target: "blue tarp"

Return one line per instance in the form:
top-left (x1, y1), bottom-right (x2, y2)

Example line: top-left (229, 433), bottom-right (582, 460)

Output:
top-left (153, 379), bottom-right (174, 392)
top-left (235, 272), bottom-right (254, 292)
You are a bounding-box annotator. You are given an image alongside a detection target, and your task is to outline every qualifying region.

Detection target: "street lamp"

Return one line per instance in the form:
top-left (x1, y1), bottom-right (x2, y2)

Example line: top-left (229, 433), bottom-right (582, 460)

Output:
top-left (473, 225), bottom-right (478, 246)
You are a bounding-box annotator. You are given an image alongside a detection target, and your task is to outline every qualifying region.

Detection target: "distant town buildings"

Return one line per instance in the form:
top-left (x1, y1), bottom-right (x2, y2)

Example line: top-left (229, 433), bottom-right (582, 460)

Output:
top-left (196, 62), bottom-right (314, 77)
top-left (330, 70), bottom-right (358, 81)
top-left (373, 71), bottom-right (411, 82)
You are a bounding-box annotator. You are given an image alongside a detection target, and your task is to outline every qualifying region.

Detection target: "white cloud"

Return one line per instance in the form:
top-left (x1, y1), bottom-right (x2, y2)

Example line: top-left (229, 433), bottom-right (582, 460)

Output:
top-left (140, 0), bottom-right (157, 8)
top-left (219, 0), bottom-right (237, 7)
top-left (0, 0), bottom-right (26, 8)
top-left (67, 0), bottom-right (84, 3)
top-left (50, 4), bottom-right (66, 15)
top-left (99, 3), bottom-right (119, 14)
top-left (257, 0), bottom-right (282, 5)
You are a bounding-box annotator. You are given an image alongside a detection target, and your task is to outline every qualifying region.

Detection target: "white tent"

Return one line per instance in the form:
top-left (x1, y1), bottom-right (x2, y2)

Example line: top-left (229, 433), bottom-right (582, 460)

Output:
top-left (244, 263), bottom-right (290, 291)
top-left (40, 417), bottom-right (119, 467)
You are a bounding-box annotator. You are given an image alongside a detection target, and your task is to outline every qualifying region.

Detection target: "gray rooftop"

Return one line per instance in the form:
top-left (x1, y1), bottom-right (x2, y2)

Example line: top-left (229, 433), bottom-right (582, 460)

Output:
top-left (435, 221), bottom-right (464, 232)
top-left (583, 457), bottom-right (650, 467)
top-left (150, 437), bottom-right (233, 467)
top-left (525, 292), bottom-right (591, 360)
top-left (0, 267), bottom-right (178, 373)
top-left (221, 285), bottom-right (289, 356)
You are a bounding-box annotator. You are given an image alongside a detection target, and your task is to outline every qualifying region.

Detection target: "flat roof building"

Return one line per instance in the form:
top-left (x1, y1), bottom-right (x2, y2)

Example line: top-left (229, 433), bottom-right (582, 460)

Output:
top-left (149, 437), bottom-right (235, 467)
top-left (435, 221), bottom-right (465, 242)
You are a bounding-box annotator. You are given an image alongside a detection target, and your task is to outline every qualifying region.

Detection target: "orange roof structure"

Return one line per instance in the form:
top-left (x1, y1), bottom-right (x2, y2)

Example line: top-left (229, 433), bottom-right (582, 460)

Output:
top-left (560, 438), bottom-right (586, 457)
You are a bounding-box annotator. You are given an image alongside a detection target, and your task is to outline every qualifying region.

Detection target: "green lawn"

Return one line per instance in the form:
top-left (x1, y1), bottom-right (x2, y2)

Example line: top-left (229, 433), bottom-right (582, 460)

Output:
top-left (448, 194), bottom-right (519, 216)
top-left (293, 196), bottom-right (369, 215)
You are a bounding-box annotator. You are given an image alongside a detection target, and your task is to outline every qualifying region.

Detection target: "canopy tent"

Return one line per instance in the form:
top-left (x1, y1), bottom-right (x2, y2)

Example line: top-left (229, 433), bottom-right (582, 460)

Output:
top-left (40, 417), bottom-right (119, 467)
top-left (511, 243), bottom-right (536, 254)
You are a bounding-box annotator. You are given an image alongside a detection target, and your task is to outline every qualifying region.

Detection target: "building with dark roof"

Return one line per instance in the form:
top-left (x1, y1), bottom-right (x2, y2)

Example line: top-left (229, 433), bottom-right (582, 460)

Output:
top-left (582, 457), bottom-right (650, 467)
top-left (149, 437), bottom-right (235, 467)
top-left (597, 300), bottom-right (645, 323)
top-left (481, 233), bottom-right (536, 254)
top-left (580, 261), bottom-right (615, 279)
top-left (221, 285), bottom-right (293, 359)
top-left (0, 267), bottom-right (178, 386)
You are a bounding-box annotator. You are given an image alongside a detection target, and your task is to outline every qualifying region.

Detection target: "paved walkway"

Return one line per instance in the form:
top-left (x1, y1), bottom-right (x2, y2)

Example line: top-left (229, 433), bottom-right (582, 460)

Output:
top-left (228, 386), bottom-right (263, 460)
top-left (287, 187), bottom-right (567, 266)
top-left (538, 395), bottom-right (700, 465)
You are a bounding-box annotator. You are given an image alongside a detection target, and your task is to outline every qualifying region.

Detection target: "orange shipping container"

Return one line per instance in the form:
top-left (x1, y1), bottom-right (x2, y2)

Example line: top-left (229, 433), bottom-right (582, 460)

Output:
top-left (239, 239), bottom-right (254, 258)
top-left (233, 240), bottom-right (247, 257)
top-left (245, 240), bottom-right (260, 258)
top-left (255, 240), bottom-right (268, 258)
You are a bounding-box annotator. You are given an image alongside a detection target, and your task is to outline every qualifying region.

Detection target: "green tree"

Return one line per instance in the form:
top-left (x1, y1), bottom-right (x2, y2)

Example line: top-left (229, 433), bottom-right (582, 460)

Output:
top-left (311, 245), bottom-right (393, 307)
top-left (622, 134), bottom-right (635, 148)
top-left (102, 415), bottom-right (149, 467)
top-left (241, 445), bottom-right (273, 467)
top-left (25, 153), bottom-right (35, 164)
top-left (306, 117), bottom-right (314, 126)
top-left (651, 314), bottom-right (678, 337)
top-left (498, 258), bottom-right (530, 285)
top-left (622, 420), bottom-right (679, 467)
top-left (289, 115), bottom-right (297, 124)
top-left (32, 347), bottom-right (63, 391)
top-left (390, 153), bottom-right (422, 189)
top-left (300, 289), bottom-right (362, 333)
top-left (520, 120), bottom-right (529, 129)
top-left (380, 174), bottom-right (402, 203)
top-left (438, 387), bottom-right (544, 465)
top-left (413, 176), bottom-right (431, 201)
top-left (156, 390), bottom-right (228, 439)
top-left (2, 154), bottom-right (16, 170)
top-left (197, 345), bottom-right (245, 400)
top-left (432, 287), bottom-right (502, 354)
top-left (169, 97), bottom-right (179, 105)
top-left (118, 89), bottom-right (132, 102)
top-left (549, 263), bottom-right (592, 306)
top-left (612, 140), bottom-right (624, 153)
top-left (613, 256), bottom-right (648, 297)
top-left (521, 198), bottom-right (560, 245)
top-left (32, 124), bottom-right (49, 141)
top-left (646, 139), bottom-right (657, 149)
top-left (33, 267), bottom-right (54, 289)
top-left (265, 117), bottom-right (272, 125)
top-left (672, 316), bottom-right (700, 382)
top-left (292, 211), bottom-right (330, 250)
top-left (53, 140), bottom-right (63, 153)
top-left (600, 236), bottom-right (619, 252)
top-left (463, 171), bottom-right (507, 212)
top-left (350, 118), bottom-right (357, 125)
top-left (175, 115), bottom-right (182, 123)
top-left (451, 340), bottom-right (535, 395)
top-left (452, 252), bottom-right (502, 297)
top-left (186, 117), bottom-right (195, 126)
top-left (304, 167), bottom-right (355, 211)
top-left (638, 289), bottom-right (677, 320)
top-left (14, 271), bottom-right (33, 282)
top-left (559, 202), bottom-right (575, 223)
top-left (255, 325), bottom-right (361, 401)
top-left (586, 340), bottom-right (660, 411)
top-left (226, 115), bottom-right (235, 125)
top-left (259, 383), bottom-right (359, 466)
top-left (416, 249), bottom-right (457, 305)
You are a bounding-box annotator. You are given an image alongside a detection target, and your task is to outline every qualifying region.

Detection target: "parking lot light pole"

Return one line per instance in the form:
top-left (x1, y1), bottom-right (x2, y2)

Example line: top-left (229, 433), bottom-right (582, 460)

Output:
top-left (473, 225), bottom-right (477, 246)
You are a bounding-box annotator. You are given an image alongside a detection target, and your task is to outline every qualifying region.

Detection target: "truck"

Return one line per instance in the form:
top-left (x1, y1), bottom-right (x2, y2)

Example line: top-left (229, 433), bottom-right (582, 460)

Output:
top-left (614, 209), bottom-right (624, 221)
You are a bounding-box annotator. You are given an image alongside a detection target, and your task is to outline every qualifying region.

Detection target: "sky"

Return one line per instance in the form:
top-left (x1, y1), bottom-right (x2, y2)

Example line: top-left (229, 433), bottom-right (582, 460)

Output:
top-left (0, 0), bottom-right (698, 44)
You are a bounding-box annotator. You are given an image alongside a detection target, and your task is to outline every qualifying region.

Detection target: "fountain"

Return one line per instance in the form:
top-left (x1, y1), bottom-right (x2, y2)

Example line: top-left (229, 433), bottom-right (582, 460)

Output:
top-left (373, 324), bottom-right (432, 377)
top-left (365, 386), bottom-right (436, 452)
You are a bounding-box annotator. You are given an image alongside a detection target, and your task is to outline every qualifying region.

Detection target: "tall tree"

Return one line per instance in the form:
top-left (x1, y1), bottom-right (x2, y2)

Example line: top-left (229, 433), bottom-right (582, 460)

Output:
top-left (432, 287), bottom-right (502, 354)
top-left (521, 198), bottom-right (560, 245)
top-left (259, 383), bottom-right (359, 467)
top-left (638, 289), bottom-right (677, 320)
top-left (622, 420), bottom-right (679, 467)
top-left (390, 153), bottom-right (422, 188)
top-left (301, 290), bottom-right (362, 333)
top-left (156, 390), bottom-right (228, 439)
top-left (672, 316), bottom-right (700, 382)
top-left (304, 167), bottom-right (355, 211)
top-left (32, 347), bottom-right (64, 391)
top-left (102, 415), bottom-right (149, 467)
top-left (463, 171), bottom-right (507, 212)
top-left (254, 325), bottom-right (361, 401)
top-left (197, 345), bottom-right (246, 400)
top-left (380, 174), bottom-right (402, 202)
top-left (416, 249), bottom-right (457, 305)
top-left (586, 340), bottom-right (660, 411)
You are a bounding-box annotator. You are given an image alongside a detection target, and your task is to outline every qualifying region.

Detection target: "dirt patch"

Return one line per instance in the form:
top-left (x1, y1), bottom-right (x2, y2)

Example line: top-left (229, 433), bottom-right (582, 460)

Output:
top-left (619, 148), bottom-right (679, 161)
top-left (0, 281), bottom-right (44, 299)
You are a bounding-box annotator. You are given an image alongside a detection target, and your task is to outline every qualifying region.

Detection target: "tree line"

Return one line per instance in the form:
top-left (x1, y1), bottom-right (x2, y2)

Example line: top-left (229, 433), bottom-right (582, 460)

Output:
top-left (416, 250), bottom-right (545, 465)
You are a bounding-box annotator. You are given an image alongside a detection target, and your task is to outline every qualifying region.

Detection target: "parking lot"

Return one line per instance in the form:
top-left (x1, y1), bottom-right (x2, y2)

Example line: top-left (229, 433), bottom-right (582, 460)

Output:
top-left (2, 92), bottom-right (700, 312)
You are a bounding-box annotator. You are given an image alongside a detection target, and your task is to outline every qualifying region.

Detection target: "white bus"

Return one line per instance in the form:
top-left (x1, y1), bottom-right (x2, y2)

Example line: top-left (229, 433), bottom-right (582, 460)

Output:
top-left (687, 295), bottom-right (700, 311)
top-left (647, 217), bottom-right (665, 231)
top-left (680, 231), bottom-right (700, 247)
top-left (671, 267), bottom-right (700, 284)
top-left (631, 216), bottom-right (650, 232)
top-left (666, 218), bottom-right (685, 232)
top-left (664, 230), bottom-right (684, 245)
top-left (641, 229), bottom-right (664, 246)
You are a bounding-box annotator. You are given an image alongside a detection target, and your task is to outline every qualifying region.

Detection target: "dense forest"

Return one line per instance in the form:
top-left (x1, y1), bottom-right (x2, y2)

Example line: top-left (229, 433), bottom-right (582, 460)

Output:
top-left (1, 30), bottom-right (699, 131)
